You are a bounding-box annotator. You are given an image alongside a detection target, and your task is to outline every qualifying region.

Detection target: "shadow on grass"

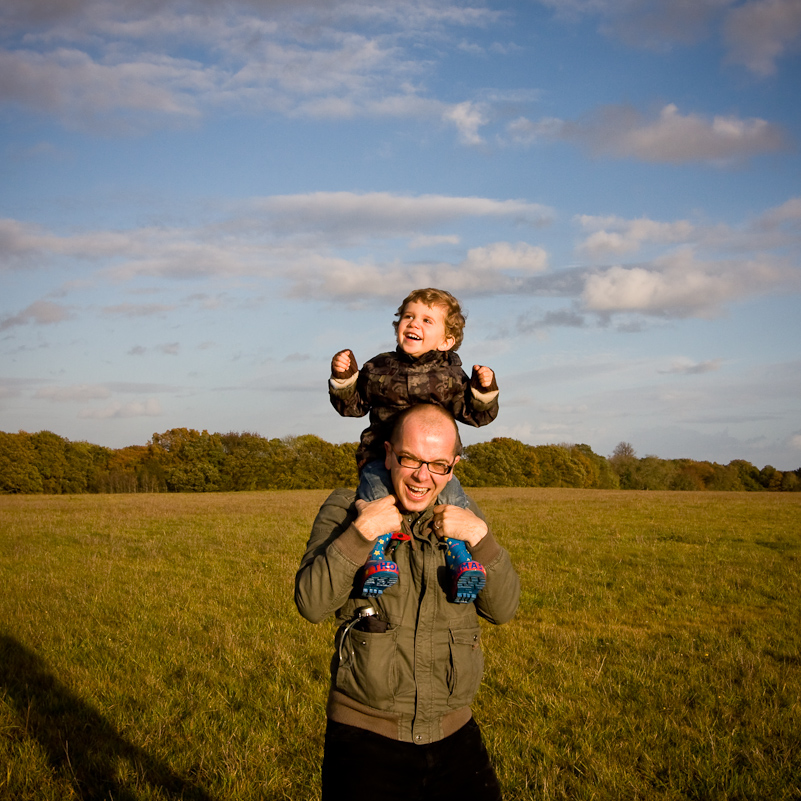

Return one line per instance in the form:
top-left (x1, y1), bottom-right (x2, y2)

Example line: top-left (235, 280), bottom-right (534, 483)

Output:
top-left (0, 634), bottom-right (214, 800)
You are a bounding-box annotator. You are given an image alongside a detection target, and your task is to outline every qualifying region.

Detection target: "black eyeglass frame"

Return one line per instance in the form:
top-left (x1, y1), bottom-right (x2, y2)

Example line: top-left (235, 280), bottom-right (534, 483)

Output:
top-left (389, 446), bottom-right (456, 476)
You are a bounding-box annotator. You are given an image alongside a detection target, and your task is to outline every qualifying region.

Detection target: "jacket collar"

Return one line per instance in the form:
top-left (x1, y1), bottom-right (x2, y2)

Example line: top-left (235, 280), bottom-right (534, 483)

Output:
top-left (394, 346), bottom-right (462, 367)
top-left (402, 505), bottom-right (438, 545)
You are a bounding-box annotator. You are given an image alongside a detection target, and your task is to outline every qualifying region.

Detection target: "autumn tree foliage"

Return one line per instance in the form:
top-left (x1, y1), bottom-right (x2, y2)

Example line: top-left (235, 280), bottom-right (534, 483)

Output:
top-left (0, 429), bottom-right (798, 494)
top-left (0, 432), bottom-right (44, 493)
top-left (455, 438), bottom-right (619, 489)
top-left (0, 428), bottom-right (362, 494)
top-left (604, 441), bottom-right (800, 492)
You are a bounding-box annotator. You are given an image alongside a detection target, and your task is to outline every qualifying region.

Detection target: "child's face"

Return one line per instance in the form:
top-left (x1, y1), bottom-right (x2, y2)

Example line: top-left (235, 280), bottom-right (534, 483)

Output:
top-left (396, 301), bottom-right (455, 356)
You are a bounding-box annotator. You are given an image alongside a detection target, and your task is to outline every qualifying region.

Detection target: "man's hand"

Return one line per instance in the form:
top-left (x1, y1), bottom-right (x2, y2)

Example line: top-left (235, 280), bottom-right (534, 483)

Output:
top-left (432, 504), bottom-right (488, 549)
top-left (331, 349), bottom-right (358, 379)
top-left (472, 365), bottom-right (495, 390)
top-left (354, 496), bottom-right (403, 542)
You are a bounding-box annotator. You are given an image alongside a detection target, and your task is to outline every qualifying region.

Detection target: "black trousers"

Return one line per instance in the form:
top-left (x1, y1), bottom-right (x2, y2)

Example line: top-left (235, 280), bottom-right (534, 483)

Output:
top-left (321, 717), bottom-right (503, 801)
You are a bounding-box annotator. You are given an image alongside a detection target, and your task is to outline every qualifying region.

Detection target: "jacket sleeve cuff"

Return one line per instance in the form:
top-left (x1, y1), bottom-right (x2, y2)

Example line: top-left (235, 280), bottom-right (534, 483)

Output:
top-left (329, 373), bottom-right (359, 393)
top-left (468, 528), bottom-right (502, 563)
top-left (470, 386), bottom-right (499, 406)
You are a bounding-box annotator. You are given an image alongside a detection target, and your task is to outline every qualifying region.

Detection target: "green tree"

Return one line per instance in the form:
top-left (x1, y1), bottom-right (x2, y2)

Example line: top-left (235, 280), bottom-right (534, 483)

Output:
top-left (629, 455), bottom-right (675, 490)
top-left (62, 440), bottom-right (110, 494)
top-left (282, 435), bottom-right (359, 489)
top-left (706, 462), bottom-right (744, 492)
top-left (670, 459), bottom-right (716, 491)
top-left (609, 442), bottom-right (637, 489)
top-left (534, 444), bottom-right (585, 488)
top-left (557, 443), bottom-right (619, 489)
top-left (780, 471), bottom-right (800, 492)
top-left (98, 445), bottom-right (152, 492)
top-left (458, 438), bottom-right (540, 487)
top-left (147, 429), bottom-right (226, 492)
top-left (572, 443), bottom-right (619, 489)
top-left (728, 460), bottom-right (762, 491)
top-left (0, 432), bottom-right (43, 493)
top-left (220, 431), bottom-right (266, 491)
top-left (759, 465), bottom-right (783, 491)
top-left (30, 431), bottom-right (68, 493)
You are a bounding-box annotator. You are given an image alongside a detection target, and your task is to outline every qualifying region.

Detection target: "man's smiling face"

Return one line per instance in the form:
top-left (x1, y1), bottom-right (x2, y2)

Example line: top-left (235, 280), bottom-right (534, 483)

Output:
top-left (384, 410), bottom-right (459, 513)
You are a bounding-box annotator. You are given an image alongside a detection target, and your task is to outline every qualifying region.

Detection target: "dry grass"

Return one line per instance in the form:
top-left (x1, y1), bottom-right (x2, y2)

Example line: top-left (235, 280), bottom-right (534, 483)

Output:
top-left (1, 489), bottom-right (799, 800)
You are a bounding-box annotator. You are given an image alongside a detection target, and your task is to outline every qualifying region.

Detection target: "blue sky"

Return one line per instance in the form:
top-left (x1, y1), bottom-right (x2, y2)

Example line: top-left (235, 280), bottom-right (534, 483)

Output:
top-left (1, 0), bottom-right (800, 470)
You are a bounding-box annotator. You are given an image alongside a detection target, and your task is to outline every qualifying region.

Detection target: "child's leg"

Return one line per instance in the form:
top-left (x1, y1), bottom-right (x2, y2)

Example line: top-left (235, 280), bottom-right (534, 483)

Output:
top-left (357, 460), bottom-right (393, 503)
top-left (437, 476), bottom-right (486, 603)
top-left (435, 474), bottom-right (469, 508)
top-left (357, 460), bottom-right (399, 597)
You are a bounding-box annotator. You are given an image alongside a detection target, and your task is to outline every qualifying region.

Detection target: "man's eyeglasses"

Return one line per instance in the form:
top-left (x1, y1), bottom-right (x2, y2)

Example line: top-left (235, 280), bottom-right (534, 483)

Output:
top-left (390, 447), bottom-right (455, 475)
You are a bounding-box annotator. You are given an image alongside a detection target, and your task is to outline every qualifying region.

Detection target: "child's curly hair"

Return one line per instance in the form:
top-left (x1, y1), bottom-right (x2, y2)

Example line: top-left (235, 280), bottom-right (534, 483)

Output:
top-left (393, 288), bottom-right (466, 351)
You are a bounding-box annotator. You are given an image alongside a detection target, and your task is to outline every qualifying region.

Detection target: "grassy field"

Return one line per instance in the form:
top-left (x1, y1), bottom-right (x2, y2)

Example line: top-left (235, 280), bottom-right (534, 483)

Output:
top-left (1, 489), bottom-right (799, 800)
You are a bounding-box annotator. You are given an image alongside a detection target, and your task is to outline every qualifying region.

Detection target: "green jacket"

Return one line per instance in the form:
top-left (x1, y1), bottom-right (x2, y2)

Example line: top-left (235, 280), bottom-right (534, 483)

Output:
top-left (295, 488), bottom-right (520, 744)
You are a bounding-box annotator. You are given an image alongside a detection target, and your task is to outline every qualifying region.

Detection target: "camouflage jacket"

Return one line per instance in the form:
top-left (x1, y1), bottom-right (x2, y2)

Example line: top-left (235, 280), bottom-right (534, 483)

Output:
top-left (329, 347), bottom-right (499, 469)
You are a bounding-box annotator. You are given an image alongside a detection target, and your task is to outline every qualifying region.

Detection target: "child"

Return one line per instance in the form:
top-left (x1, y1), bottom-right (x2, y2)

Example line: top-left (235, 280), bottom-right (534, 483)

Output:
top-left (329, 287), bottom-right (499, 603)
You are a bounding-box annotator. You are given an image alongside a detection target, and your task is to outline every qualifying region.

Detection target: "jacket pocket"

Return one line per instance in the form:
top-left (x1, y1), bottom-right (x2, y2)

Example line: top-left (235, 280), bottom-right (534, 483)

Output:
top-left (446, 625), bottom-right (484, 709)
top-left (335, 627), bottom-right (399, 711)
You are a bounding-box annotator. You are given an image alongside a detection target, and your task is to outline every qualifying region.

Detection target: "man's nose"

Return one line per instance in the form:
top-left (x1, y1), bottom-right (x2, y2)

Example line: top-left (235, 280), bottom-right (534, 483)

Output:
top-left (412, 462), bottom-right (431, 480)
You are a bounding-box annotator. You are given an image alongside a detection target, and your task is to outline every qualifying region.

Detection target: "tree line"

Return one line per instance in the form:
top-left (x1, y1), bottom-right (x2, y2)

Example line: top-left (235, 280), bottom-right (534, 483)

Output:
top-left (1, 429), bottom-right (799, 494)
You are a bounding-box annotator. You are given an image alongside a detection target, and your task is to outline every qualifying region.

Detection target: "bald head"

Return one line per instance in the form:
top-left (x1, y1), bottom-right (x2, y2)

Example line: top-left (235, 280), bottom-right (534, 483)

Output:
top-left (390, 404), bottom-right (462, 459)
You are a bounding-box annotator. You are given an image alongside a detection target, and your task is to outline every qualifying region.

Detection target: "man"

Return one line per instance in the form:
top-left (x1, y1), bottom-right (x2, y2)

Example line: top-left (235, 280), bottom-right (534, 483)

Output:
top-left (295, 404), bottom-right (520, 800)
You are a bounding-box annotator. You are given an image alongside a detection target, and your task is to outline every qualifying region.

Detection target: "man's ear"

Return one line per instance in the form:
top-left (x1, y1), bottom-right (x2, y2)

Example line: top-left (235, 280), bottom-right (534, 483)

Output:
top-left (446, 454), bottom-right (460, 481)
top-left (437, 334), bottom-right (456, 352)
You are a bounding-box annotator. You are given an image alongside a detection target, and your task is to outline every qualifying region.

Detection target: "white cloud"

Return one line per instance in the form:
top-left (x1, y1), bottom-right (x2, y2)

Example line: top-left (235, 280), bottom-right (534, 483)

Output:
top-left (442, 100), bottom-right (489, 145)
top-left (484, 422), bottom-right (534, 441)
top-left (408, 234), bottom-right (461, 249)
top-left (101, 303), bottom-right (175, 317)
top-left (724, 0), bottom-right (801, 76)
top-left (659, 358), bottom-right (724, 375)
top-left (581, 247), bottom-right (794, 317)
top-left (0, 193), bottom-right (555, 294)
top-left (3, 194), bottom-right (799, 322)
top-left (506, 115), bottom-right (564, 146)
top-left (0, 300), bottom-right (73, 330)
top-left (283, 241), bottom-right (551, 301)
top-left (223, 34), bottom-right (401, 113)
top-left (250, 192), bottom-right (554, 241)
top-left (78, 398), bottom-right (162, 419)
top-left (463, 242), bottom-right (548, 273)
top-left (0, 47), bottom-right (205, 131)
top-left (573, 199), bottom-right (801, 264)
top-left (601, 0), bottom-right (734, 49)
top-left (515, 307), bottom-right (588, 333)
top-left (35, 384), bottom-right (111, 402)
top-left (3, 0), bottom-right (501, 46)
top-left (0, 0), bottom-right (501, 140)
top-left (0, 218), bottom-right (172, 265)
top-left (576, 214), bottom-right (696, 258)
top-left (757, 197), bottom-right (801, 229)
top-left (536, 0), bottom-right (801, 76)
top-left (565, 103), bottom-right (788, 164)
top-left (0, 218), bottom-right (49, 264)
top-left (505, 103), bottom-right (789, 164)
